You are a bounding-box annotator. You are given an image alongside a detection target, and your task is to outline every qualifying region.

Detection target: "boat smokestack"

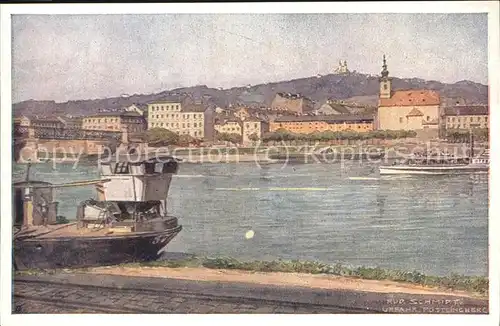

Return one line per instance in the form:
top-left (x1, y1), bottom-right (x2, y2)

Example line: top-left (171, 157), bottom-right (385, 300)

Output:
top-left (23, 187), bottom-right (34, 227)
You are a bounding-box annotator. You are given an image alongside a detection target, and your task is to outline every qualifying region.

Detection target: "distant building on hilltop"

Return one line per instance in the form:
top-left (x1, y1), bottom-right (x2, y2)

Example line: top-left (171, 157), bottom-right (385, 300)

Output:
top-left (334, 60), bottom-right (349, 74)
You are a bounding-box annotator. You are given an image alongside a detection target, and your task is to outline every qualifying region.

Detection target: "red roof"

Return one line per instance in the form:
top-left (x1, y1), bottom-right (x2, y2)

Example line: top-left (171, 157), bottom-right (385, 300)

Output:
top-left (379, 90), bottom-right (440, 107)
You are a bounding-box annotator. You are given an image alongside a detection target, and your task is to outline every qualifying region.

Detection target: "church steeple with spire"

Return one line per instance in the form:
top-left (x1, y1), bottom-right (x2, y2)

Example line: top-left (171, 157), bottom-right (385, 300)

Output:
top-left (379, 54), bottom-right (391, 99)
top-left (381, 55), bottom-right (389, 78)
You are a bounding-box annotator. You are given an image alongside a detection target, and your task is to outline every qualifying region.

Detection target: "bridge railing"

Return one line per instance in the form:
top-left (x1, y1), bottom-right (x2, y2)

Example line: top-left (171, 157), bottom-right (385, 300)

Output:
top-left (14, 125), bottom-right (122, 141)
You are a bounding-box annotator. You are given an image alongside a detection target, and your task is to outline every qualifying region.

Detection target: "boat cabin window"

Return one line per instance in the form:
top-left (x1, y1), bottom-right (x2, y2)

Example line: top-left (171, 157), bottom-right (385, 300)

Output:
top-left (144, 162), bottom-right (155, 174)
top-left (163, 161), bottom-right (177, 173)
top-left (114, 162), bottom-right (130, 174)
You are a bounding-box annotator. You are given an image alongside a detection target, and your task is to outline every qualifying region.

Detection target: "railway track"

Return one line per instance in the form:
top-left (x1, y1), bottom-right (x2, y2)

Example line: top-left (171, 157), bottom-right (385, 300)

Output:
top-left (13, 278), bottom-right (375, 314)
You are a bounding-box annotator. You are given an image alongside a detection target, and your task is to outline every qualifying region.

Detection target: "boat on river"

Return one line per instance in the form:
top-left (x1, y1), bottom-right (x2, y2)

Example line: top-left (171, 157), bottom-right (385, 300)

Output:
top-left (13, 152), bottom-right (182, 270)
top-left (379, 132), bottom-right (489, 175)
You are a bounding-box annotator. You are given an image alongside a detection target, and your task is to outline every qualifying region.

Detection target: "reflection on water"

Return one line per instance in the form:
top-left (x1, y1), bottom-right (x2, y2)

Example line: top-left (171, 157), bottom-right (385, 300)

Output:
top-left (12, 161), bottom-right (488, 276)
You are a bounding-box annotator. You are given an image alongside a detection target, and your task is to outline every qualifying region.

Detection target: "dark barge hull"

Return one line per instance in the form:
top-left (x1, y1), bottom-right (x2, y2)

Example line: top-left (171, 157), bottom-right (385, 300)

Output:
top-left (13, 226), bottom-right (182, 270)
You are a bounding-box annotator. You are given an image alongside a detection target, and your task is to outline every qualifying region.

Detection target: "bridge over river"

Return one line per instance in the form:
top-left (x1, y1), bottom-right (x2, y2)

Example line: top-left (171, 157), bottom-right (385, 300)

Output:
top-left (13, 125), bottom-right (142, 162)
top-left (14, 125), bottom-right (123, 141)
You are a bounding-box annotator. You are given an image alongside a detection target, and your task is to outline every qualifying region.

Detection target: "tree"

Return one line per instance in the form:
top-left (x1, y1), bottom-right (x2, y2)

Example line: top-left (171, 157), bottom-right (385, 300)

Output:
top-left (216, 132), bottom-right (229, 142)
top-left (261, 128), bottom-right (417, 145)
top-left (227, 133), bottom-right (242, 144)
top-left (446, 130), bottom-right (470, 143)
top-left (297, 132), bottom-right (312, 143)
top-left (274, 128), bottom-right (295, 142)
top-left (248, 132), bottom-right (260, 143)
top-left (217, 132), bottom-right (242, 145)
top-left (308, 131), bottom-right (323, 142)
top-left (473, 128), bottom-right (489, 142)
top-left (262, 131), bottom-right (277, 144)
top-left (144, 128), bottom-right (179, 147)
top-left (178, 134), bottom-right (200, 147)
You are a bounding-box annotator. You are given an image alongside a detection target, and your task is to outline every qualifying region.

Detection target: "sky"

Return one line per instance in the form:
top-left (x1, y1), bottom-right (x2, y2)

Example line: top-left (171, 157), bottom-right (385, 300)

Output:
top-left (11, 13), bottom-right (488, 103)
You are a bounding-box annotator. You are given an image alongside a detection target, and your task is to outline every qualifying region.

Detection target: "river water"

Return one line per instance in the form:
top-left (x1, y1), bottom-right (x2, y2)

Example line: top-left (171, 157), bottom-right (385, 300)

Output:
top-left (12, 161), bottom-right (488, 277)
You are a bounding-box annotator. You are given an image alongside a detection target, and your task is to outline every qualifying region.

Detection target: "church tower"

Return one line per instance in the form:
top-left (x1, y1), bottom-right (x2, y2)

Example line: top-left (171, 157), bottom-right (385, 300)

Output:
top-left (379, 55), bottom-right (391, 99)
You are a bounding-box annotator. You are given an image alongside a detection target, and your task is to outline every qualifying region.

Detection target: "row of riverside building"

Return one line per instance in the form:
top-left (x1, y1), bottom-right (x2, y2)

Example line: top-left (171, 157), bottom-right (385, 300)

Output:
top-left (16, 56), bottom-right (488, 145)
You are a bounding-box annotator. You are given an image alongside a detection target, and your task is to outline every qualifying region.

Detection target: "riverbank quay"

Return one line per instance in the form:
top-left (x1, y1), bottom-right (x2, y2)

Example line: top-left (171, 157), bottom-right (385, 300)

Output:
top-left (19, 141), bottom-right (485, 165)
top-left (13, 271), bottom-right (488, 314)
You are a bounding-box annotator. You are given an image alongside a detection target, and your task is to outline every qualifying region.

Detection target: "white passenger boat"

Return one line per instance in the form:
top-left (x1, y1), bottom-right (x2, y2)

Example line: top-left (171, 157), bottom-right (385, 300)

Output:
top-left (379, 149), bottom-right (489, 175)
top-left (380, 130), bottom-right (489, 176)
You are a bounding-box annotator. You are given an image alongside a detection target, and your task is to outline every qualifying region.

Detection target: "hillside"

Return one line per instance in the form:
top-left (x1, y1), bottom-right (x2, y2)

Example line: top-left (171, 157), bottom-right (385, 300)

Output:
top-left (12, 72), bottom-right (488, 117)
